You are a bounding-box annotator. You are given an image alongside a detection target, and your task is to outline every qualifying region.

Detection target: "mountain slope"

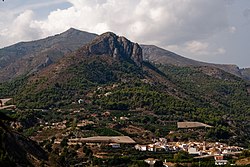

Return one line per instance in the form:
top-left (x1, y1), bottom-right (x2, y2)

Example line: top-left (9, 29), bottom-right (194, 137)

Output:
top-left (141, 45), bottom-right (244, 78)
top-left (0, 112), bottom-right (49, 167)
top-left (14, 32), bottom-right (144, 108)
top-left (0, 28), bottom-right (97, 82)
top-left (0, 129), bottom-right (49, 167)
top-left (0, 28), bottom-right (249, 82)
top-left (0, 31), bottom-right (249, 147)
top-left (241, 68), bottom-right (250, 80)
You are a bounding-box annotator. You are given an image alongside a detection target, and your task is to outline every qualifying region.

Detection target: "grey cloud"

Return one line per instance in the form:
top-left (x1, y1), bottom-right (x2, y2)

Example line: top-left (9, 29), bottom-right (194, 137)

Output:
top-left (243, 8), bottom-right (250, 19)
top-left (0, 0), bottom-right (249, 67)
top-left (0, 0), bottom-right (230, 48)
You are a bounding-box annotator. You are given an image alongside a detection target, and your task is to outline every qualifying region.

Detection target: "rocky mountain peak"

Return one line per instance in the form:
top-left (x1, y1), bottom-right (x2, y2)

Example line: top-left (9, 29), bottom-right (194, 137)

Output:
top-left (88, 32), bottom-right (143, 66)
top-left (59, 27), bottom-right (88, 38)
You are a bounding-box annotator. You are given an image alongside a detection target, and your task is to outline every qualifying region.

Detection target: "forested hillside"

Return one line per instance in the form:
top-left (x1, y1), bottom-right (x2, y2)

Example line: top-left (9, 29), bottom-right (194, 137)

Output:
top-left (0, 32), bottom-right (249, 147)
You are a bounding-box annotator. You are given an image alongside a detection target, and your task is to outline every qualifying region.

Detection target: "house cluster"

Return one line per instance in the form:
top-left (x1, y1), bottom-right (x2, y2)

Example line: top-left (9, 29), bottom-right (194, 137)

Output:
top-left (136, 138), bottom-right (244, 166)
top-left (76, 120), bottom-right (95, 127)
top-left (78, 84), bottom-right (119, 103)
top-left (41, 120), bottom-right (67, 130)
top-left (136, 138), bottom-right (243, 161)
top-left (135, 138), bottom-right (243, 155)
top-left (95, 84), bottom-right (119, 97)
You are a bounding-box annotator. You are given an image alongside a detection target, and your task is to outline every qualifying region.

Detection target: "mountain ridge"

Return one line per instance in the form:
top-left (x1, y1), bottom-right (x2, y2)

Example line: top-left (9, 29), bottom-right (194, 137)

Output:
top-left (141, 45), bottom-right (243, 77)
top-left (0, 29), bottom-right (250, 166)
top-left (0, 28), bottom-right (249, 82)
top-left (0, 30), bottom-right (249, 149)
top-left (0, 28), bottom-right (97, 82)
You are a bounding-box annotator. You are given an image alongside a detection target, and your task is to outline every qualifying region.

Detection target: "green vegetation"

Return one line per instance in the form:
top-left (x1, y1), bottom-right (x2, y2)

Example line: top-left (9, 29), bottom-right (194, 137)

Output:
top-left (0, 75), bottom-right (28, 98)
top-left (0, 56), bottom-right (144, 109)
top-left (94, 128), bottom-right (123, 136)
top-left (157, 65), bottom-right (250, 146)
top-left (1, 55), bottom-right (250, 166)
top-left (96, 81), bottom-right (195, 118)
top-left (1, 60), bottom-right (250, 145)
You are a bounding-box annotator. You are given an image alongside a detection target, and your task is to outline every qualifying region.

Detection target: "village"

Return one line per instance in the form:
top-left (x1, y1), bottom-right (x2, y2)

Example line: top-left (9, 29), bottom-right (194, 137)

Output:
top-left (1, 97), bottom-right (249, 166)
top-left (135, 139), bottom-right (243, 166)
top-left (30, 116), bottom-right (245, 166)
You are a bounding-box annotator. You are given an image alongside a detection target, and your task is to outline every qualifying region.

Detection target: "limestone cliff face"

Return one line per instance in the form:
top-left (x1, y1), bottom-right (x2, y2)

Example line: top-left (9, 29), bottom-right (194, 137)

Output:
top-left (88, 32), bottom-right (143, 66)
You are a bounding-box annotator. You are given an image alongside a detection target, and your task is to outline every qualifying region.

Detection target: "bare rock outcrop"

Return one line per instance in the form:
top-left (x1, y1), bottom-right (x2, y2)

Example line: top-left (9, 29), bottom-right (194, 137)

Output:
top-left (88, 32), bottom-right (143, 66)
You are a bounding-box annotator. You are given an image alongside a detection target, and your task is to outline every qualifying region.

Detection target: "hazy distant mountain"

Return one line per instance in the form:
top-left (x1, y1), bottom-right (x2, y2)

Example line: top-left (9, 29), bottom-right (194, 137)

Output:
top-left (0, 28), bottom-right (97, 82)
top-left (141, 45), bottom-right (243, 78)
top-left (241, 68), bottom-right (250, 80)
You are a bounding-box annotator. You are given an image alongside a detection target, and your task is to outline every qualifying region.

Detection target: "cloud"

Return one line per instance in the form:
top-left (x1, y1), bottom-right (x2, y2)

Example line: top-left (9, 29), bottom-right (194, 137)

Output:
top-left (30, 0), bottom-right (231, 43)
top-left (0, 0), bottom-right (233, 59)
top-left (228, 26), bottom-right (236, 33)
top-left (166, 40), bottom-right (226, 60)
top-left (243, 8), bottom-right (250, 18)
top-left (10, 10), bottom-right (41, 39)
top-left (0, 0), bottom-right (67, 47)
top-left (217, 48), bottom-right (226, 54)
top-left (185, 41), bottom-right (209, 54)
top-left (0, 10), bottom-right (42, 47)
top-left (184, 41), bottom-right (225, 56)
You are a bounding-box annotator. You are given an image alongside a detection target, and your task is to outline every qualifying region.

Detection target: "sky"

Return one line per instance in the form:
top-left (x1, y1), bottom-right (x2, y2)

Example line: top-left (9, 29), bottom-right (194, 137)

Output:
top-left (0, 0), bottom-right (250, 68)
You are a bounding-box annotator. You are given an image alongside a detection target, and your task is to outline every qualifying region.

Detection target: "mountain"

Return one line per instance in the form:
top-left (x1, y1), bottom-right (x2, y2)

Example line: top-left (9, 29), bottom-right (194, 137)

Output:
top-left (13, 32), bottom-right (144, 108)
top-left (1, 29), bottom-right (250, 166)
top-left (141, 45), bottom-right (244, 78)
top-left (0, 28), bottom-right (249, 82)
top-left (0, 31), bottom-right (249, 147)
top-left (30, 31), bottom-right (143, 83)
top-left (241, 68), bottom-right (250, 80)
top-left (0, 28), bottom-right (97, 82)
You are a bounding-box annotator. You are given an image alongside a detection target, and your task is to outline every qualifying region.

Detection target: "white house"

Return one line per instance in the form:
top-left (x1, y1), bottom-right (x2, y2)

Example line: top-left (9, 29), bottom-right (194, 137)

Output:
top-left (188, 147), bottom-right (201, 155)
top-left (109, 143), bottom-right (120, 148)
top-left (215, 160), bottom-right (228, 166)
top-left (135, 144), bottom-right (147, 151)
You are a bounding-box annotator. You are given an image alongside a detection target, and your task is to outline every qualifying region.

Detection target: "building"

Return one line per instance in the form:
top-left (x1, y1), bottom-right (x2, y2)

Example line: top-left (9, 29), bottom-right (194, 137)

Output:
top-left (109, 143), bottom-right (121, 148)
top-left (135, 144), bottom-right (147, 151)
top-left (177, 122), bottom-right (213, 129)
top-left (188, 147), bottom-right (201, 155)
top-left (78, 99), bottom-right (84, 104)
top-left (68, 136), bottom-right (136, 145)
top-left (214, 155), bottom-right (228, 166)
top-left (215, 160), bottom-right (228, 166)
top-left (144, 158), bottom-right (158, 166)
